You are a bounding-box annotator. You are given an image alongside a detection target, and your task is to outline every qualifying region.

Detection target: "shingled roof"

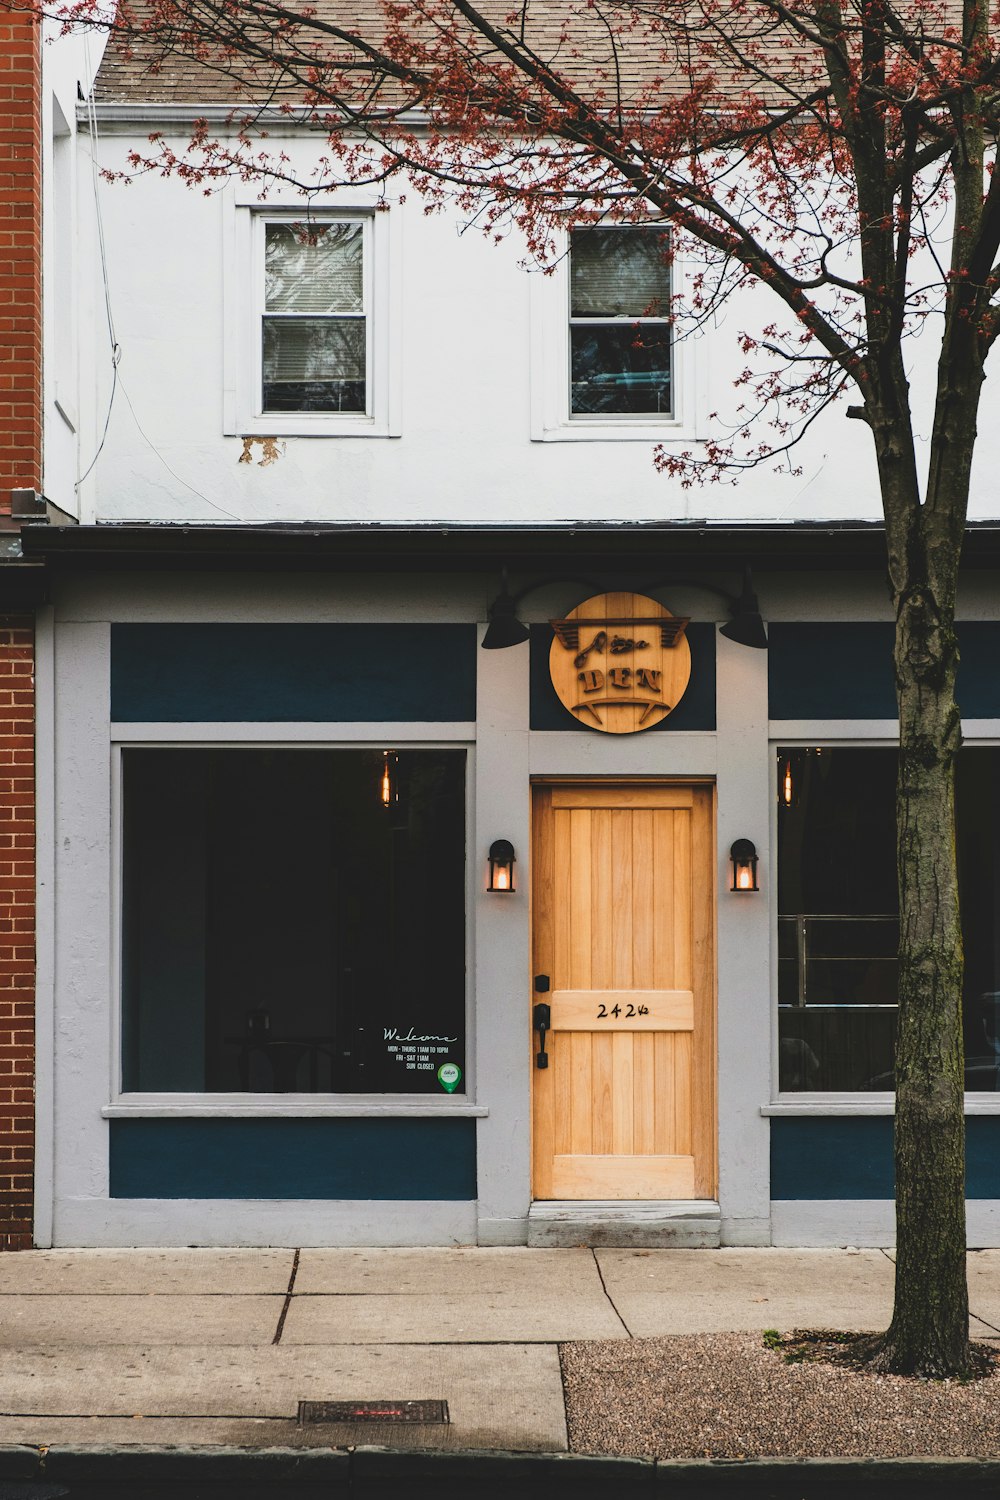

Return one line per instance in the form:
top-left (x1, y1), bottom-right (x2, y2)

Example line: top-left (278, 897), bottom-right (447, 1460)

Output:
top-left (92, 0), bottom-right (805, 110)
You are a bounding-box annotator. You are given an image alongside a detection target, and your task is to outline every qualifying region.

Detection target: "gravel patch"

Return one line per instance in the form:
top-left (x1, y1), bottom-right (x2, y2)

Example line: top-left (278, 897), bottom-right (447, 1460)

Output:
top-left (560, 1331), bottom-right (1000, 1459)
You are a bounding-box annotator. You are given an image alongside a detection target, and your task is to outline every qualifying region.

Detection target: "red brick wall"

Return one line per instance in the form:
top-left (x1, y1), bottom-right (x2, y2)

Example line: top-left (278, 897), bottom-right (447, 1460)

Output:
top-left (0, 617), bottom-right (34, 1250)
top-left (0, 5), bottom-right (41, 1248)
top-left (0, 7), bottom-right (43, 509)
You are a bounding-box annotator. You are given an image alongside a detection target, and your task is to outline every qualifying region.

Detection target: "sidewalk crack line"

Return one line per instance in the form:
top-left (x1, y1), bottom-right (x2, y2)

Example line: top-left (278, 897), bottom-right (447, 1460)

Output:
top-left (592, 1248), bottom-right (632, 1337)
top-left (272, 1247), bottom-right (300, 1345)
top-left (879, 1247), bottom-right (1000, 1335)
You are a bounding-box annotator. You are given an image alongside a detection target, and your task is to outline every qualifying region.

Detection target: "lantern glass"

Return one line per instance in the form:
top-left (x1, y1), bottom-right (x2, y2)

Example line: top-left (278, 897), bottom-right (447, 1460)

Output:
top-left (730, 839), bottom-right (759, 892)
top-left (488, 839), bottom-right (516, 892)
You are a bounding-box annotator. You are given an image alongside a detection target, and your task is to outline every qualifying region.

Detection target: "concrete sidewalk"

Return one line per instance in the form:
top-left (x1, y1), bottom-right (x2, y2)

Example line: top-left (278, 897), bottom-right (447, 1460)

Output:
top-left (0, 1246), bottom-right (996, 1452)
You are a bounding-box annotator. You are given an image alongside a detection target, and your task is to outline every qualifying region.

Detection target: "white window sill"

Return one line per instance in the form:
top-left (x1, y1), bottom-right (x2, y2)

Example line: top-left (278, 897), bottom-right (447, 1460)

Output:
top-left (232, 415), bottom-right (399, 440)
top-left (532, 420), bottom-right (699, 443)
top-left (762, 1097), bottom-right (1000, 1116)
top-left (104, 1098), bottom-right (488, 1119)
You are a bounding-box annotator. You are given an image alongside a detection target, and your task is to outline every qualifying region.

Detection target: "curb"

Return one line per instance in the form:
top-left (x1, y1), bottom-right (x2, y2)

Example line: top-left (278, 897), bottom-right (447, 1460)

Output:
top-left (1, 1446), bottom-right (1000, 1496)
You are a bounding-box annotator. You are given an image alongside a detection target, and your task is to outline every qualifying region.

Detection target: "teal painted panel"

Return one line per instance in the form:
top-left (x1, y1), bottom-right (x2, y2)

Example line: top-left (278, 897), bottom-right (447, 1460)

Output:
top-left (110, 1118), bottom-right (477, 1199)
top-left (111, 625), bottom-right (476, 722)
top-left (771, 1115), bottom-right (1000, 1199)
top-left (770, 622), bottom-right (1000, 720)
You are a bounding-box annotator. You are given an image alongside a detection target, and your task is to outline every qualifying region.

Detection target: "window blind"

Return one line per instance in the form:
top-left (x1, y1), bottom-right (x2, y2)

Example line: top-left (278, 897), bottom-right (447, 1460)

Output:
top-left (571, 227), bottom-right (670, 318)
top-left (265, 222), bottom-right (364, 315)
top-left (263, 319), bottom-right (366, 382)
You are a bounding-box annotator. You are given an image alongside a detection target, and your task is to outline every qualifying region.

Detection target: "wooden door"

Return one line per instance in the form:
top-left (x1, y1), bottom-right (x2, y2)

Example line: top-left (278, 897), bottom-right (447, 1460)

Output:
top-left (531, 782), bottom-right (716, 1201)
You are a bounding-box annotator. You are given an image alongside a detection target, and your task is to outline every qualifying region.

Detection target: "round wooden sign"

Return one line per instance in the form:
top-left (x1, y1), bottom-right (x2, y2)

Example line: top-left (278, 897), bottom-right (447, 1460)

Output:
top-left (548, 591), bottom-right (692, 734)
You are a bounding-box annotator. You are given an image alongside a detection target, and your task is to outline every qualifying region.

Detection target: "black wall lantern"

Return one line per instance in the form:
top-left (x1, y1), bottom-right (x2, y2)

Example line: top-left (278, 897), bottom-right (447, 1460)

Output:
top-left (488, 839), bottom-right (516, 892)
top-left (481, 566), bottom-right (768, 652)
top-left (730, 839), bottom-right (760, 892)
top-left (481, 571), bottom-right (601, 650)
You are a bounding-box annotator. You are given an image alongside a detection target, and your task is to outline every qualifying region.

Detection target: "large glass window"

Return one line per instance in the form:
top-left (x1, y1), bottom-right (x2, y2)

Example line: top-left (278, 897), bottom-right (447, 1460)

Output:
top-left (569, 227), bottom-right (672, 417)
top-left (777, 746), bottom-right (1000, 1092)
top-left (121, 749), bottom-right (466, 1096)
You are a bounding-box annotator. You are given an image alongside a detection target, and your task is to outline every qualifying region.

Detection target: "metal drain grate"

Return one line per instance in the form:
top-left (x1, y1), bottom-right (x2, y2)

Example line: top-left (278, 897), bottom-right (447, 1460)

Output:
top-left (298, 1399), bottom-right (449, 1425)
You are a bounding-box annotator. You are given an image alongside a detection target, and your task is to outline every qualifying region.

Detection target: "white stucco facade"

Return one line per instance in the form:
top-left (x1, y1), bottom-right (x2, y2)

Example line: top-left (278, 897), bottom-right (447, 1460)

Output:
top-left (64, 113), bottom-right (1000, 532)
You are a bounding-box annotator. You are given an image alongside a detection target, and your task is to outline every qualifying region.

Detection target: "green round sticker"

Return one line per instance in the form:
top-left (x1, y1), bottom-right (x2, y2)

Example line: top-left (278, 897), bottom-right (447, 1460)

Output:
top-left (437, 1062), bottom-right (462, 1094)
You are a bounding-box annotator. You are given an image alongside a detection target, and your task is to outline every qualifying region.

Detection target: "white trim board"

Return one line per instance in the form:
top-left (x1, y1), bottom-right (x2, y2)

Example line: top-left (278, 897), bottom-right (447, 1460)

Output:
top-left (771, 720), bottom-right (1000, 739)
top-left (112, 723), bottom-right (477, 743)
top-left (771, 1199), bottom-right (1000, 1249)
top-left (53, 1197), bottom-right (478, 1248)
top-left (529, 731), bottom-right (717, 777)
top-left (763, 1099), bottom-right (1000, 1116)
top-left (103, 1102), bottom-right (489, 1118)
top-left (770, 721), bottom-right (899, 739)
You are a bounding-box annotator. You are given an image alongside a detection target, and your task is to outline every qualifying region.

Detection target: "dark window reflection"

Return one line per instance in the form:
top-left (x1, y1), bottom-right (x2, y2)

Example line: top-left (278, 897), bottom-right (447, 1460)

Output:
top-left (570, 325), bottom-right (671, 415)
top-left (122, 749), bottom-right (466, 1095)
top-left (263, 317), bottom-right (365, 413)
top-left (777, 747), bottom-right (1000, 1092)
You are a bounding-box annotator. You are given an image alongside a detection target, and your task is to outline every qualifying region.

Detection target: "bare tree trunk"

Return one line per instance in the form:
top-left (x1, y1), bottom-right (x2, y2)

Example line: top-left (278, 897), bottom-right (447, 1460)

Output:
top-left (870, 565), bottom-right (970, 1375)
top-left (861, 344), bottom-right (975, 1373)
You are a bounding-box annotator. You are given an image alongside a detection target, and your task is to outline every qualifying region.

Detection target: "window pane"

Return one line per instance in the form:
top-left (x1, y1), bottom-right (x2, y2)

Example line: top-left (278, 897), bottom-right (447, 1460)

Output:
top-left (780, 1008), bottom-right (897, 1091)
top-left (262, 318), bottom-right (365, 412)
top-left (570, 227), bottom-right (670, 317)
top-left (776, 746), bottom-right (1000, 1092)
top-left (265, 222), bottom-right (363, 314)
top-left (122, 750), bottom-right (467, 1096)
top-left (570, 324), bottom-right (671, 415)
top-left (777, 748), bottom-right (898, 1091)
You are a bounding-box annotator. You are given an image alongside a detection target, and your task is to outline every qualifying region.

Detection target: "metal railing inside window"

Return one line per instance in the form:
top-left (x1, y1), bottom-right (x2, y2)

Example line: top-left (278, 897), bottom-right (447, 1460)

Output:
top-left (778, 915), bottom-right (899, 1009)
top-left (777, 915), bottom-right (899, 1091)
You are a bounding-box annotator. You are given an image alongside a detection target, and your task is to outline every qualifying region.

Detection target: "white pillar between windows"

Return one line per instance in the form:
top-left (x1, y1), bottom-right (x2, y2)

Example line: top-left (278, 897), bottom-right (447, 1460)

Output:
top-left (715, 626), bottom-right (773, 1245)
top-left (473, 627), bottom-right (532, 1245)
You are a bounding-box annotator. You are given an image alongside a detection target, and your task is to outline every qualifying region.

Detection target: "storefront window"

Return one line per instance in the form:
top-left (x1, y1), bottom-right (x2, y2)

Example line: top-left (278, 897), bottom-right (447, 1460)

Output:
top-left (121, 749), bottom-right (467, 1095)
top-left (777, 746), bottom-right (1000, 1092)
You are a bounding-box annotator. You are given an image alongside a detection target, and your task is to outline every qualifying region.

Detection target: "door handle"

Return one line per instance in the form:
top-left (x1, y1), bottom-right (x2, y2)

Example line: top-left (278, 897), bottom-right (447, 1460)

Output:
top-left (533, 1002), bottom-right (551, 1069)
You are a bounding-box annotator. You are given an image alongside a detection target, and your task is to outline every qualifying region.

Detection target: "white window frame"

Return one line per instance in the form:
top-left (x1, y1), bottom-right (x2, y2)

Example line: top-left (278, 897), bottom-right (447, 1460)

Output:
top-left (767, 729), bottom-right (1000, 1113)
top-left (224, 186), bottom-right (402, 438)
top-left (529, 226), bottom-right (707, 443)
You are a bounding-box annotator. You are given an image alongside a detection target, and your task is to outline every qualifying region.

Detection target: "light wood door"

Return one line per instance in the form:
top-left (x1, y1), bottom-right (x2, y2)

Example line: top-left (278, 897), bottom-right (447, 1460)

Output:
top-left (531, 782), bottom-right (716, 1201)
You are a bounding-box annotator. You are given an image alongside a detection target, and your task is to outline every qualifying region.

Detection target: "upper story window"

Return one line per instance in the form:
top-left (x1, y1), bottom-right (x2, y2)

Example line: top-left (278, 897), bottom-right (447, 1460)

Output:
top-left (569, 227), bottom-right (672, 419)
top-left (226, 193), bottom-right (401, 440)
top-left (262, 220), bottom-right (367, 415)
top-left (530, 222), bottom-right (691, 441)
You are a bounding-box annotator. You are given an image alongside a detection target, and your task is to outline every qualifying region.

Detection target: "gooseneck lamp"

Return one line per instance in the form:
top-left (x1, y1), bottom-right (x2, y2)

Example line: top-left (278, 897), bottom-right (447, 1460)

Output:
top-left (481, 571), bottom-right (601, 650)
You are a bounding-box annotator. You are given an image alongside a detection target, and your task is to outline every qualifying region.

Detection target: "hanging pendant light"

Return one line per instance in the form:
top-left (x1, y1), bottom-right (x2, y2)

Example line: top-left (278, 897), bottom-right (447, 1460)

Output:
top-left (781, 757), bottom-right (795, 809)
top-left (380, 750), bottom-right (398, 809)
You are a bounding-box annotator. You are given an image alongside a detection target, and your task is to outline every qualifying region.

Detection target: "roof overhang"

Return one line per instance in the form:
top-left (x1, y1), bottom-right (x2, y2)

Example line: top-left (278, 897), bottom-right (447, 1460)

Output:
top-left (14, 518), bottom-right (1000, 579)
